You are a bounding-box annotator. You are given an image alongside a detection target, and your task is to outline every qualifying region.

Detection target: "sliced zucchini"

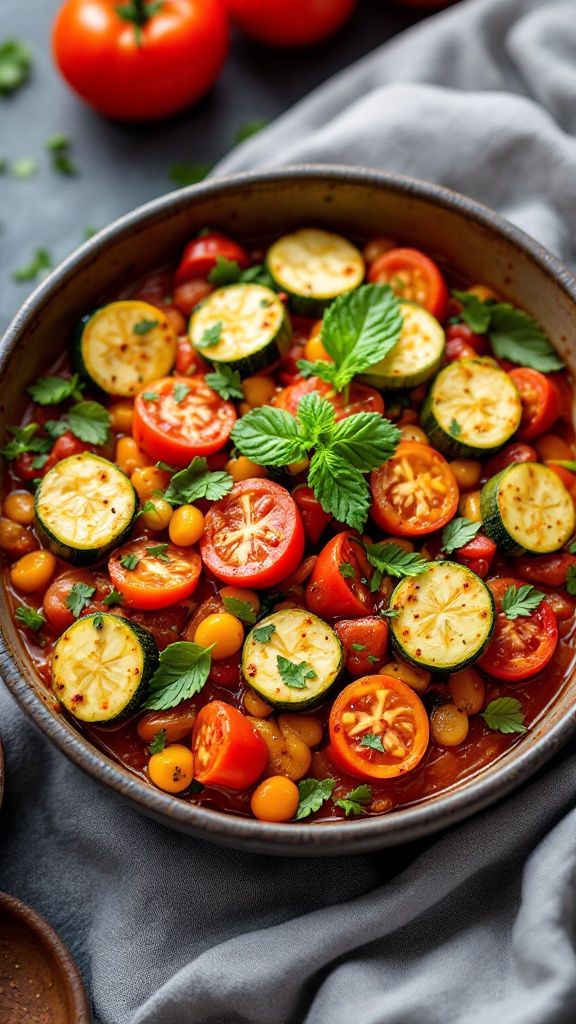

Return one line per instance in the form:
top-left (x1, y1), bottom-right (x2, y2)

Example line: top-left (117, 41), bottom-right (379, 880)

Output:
top-left (74, 300), bottom-right (178, 397)
top-left (52, 613), bottom-right (158, 724)
top-left (360, 301), bottom-right (444, 390)
top-left (35, 453), bottom-right (137, 565)
top-left (390, 560), bottom-right (495, 672)
top-left (420, 358), bottom-right (522, 458)
top-left (189, 283), bottom-right (291, 376)
top-left (266, 228), bottom-right (365, 317)
top-left (480, 462), bottom-right (576, 555)
top-left (242, 608), bottom-right (343, 711)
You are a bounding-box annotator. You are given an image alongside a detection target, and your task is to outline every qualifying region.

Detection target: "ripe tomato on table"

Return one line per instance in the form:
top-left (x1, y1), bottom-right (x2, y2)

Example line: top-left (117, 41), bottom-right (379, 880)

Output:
top-left (370, 440), bottom-right (459, 536)
top-left (478, 577), bottom-right (558, 682)
top-left (222, 0), bottom-right (357, 47)
top-left (132, 376), bottom-right (236, 466)
top-left (367, 247), bottom-right (449, 321)
top-left (52, 0), bottom-right (229, 121)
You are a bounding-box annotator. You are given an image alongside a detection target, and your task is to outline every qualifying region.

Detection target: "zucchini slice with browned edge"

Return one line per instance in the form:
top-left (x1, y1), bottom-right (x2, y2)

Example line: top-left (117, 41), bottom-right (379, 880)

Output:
top-left (390, 561), bottom-right (495, 672)
top-left (480, 462), bottom-right (576, 555)
top-left (420, 358), bottom-right (522, 458)
top-left (74, 300), bottom-right (178, 397)
top-left (242, 608), bottom-right (343, 711)
top-left (360, 300), bottom-right (444, 390)
top-left (266, 228), bottom-right (365, 317)
top-left (35, 453), bottom-right (137, 565)
top-left (52, 613), bottom-right (158, 723)
top-left (189, 283), bottom-right (291, 376)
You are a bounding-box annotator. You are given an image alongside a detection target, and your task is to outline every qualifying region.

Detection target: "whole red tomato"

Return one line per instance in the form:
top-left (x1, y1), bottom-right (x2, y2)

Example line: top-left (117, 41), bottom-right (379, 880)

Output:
top-left (52, 0), bottom-right (229, 121)
top-left (222, 0), bottom-right (356, 47)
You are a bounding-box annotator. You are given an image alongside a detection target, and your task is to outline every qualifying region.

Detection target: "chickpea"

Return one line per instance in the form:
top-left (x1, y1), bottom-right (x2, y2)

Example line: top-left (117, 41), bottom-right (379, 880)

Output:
top-left (534, 434), bottom-right (573, 463)
top-left (169, 505), bottom-right (205, 546)
top-left (399, 425), bottom-right (429, 445)
top-left (163, 305), bottom-right (187, 336)
top-left (308, 320), bottom-right (323, 340)
top-left (380, 659), bottom-right (431, 693)
top-left (219, 586), bottom-right (260, 617)
top-left (303, 335), bottom-right (331, 363)
top-left (194, 613), bottom-right (244, 660)
top-left (430, 703), bottom-right (469, 747)
top-left (148, 744), bottom-right (194, 794)
top-left (225, 457), bottom-right (268, 483)
top-left (141, 497), bottom-right (173, 532)
top-left (448, 668), bottom-right (485, 716)
top-left (241, 376), bottom-right (276, 408)
top-left (248, 717), bottom-right (312, 781)
top-left (278, 714), bottom-right (323, 748)
top-left (458, 490), bottom-right (482, 522)
top-left (130, 466), bottom-right (171, 502)
top-left (251, 776), bottom-right (300, 822)
top-left (0, 519), bottom-right (39, 557)
top-left (3, 491), bottom-right (35, 525)
top-left (238, 401), bottom-right (253, 417)
top-left (11, 550), bottom-right (57, 593)
top-left (466, 284), bottom-right (500, 303)
top-left (108, 400), bottom-right (134, 435)
top-left (449, 459), bottom-right (482, 492)
top-left (172, 280), bottom-right (213, 317)
top-left (137, 703), bottom-right (197, 744)
top-left (362, 237), bottom-right (397, 264)
top-left (115, 436), bottom-right (153, 476)
top-left (243, 689), bottom-right (274, 718)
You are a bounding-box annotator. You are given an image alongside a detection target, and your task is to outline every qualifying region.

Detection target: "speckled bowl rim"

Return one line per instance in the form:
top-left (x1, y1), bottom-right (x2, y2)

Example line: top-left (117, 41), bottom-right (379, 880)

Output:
top-left (2, 164), bottom-right (576, 856)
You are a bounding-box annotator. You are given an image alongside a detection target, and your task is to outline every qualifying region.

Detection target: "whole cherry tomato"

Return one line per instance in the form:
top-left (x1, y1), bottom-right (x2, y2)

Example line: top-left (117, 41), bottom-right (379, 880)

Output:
top-left (192, 700), bottom-right (268, 788)
top-left (52, 0), bottom-right (229, 122)
top-left (222, 0), bottom-right (357, 47)
top-left (305, 532), bottom-right (375, 621)
top-left (445, 323), bottom-right (489, 357)
top-left (509, 368), bottom-right (560, 442)
top-left (514, 552), bottom-right (576, 589)
top-left (478, 577), bottom-right (558, 682)
top-left (43, 568), bottom-right (115, 634)
top-left (367, 248), bottom-right (449, 321)
top-left (175, 233), bottom-right (250, 285)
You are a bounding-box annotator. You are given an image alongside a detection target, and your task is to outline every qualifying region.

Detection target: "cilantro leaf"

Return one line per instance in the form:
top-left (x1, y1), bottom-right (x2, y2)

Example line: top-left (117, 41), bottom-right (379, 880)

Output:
top-left (46, 133), bottom-right (69, 152)
top-left (235, 119), bottom-right (269, 145)
top-left (26, 374), bottom-right (81, 406)
top-left (196, 322), bottom-right (222, 349)
top-left (351, 642), bottom-right (366, 651)
top-left (133, 318), bottom-right (159, 336)
top-left (566, 564), bottom-right (576, 596)
top-left (222, 595), bottom-right (257, 625)
top-left (452, 290), bottom-right (492, 334)
top-left (339, 562), bottom-right (356, 580)
top-left (173, 383), bottom-right (191, 404)
top-left (334, 783), bottom-right (372, 817)
top-left (15, 605), bottom-right (45, 631)
top-left (66, 402), bottom-right (110, 445)
top-left (142, 640), bottom-right (214, 710)
top-left (277, 655), bottom-right (316, 690)
top-left (102, 589), bottom-right (123, 607)
top-left (501, 584), bottom-right (545, 620)
top-left (93, 613), bottom-right (104, 629)
top-left (319, 284), bottom-right (404, 392)
top-left (169, 163), bottom-right (211, 188)
top-left (120, 554), bottom-right (139, 571)
top-left (364, 542), bottom-right (428, 584)
top-left (53, 153), bottom-right (78, 176)
top-left (251, 623), bottom-right (276, 643)
top-left (295, 778), bottom-right (336, 821)
top-left (163, 456), bottom-right (233, 506)
top-left (360, 732), bottom-right (386, 752)
top-left (208, 257), bottom-right (242, 286)
top-left (65, 583), bottom-right (96, 618)
top-left (205, 365), bottom-right (244, 401)
top-left (0, 424), bottom-right (52, 461)
top-left (149, 729), bottom-right (167, 754)
top-left (441, 517), bottom-right (482, 554)
top-left (44, 420), bottom-right (69, 440)
top-left (0, 40), bottom-right (32, 97)
top-left (231, 406), bottom-right (307, 467)
top-left (256, 593), bottom-right (284, 619)
top-left (13, 248), bottom-right (51, 282)
top-left (308, 449), bottom-right (371, 534)
top-left (480, 697), bottom-right (526, 734)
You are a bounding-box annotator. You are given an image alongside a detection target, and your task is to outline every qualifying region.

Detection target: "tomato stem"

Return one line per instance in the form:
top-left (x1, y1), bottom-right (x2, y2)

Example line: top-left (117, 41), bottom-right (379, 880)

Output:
top-left (114, 0), bottom-right (163, 46)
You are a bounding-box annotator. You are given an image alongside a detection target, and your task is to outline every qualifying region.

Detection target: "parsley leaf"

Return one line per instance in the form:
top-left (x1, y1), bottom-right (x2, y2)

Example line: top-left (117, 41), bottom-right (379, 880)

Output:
top-left (142, 640), bottom-right (214, 711)
top-left (15, 605), bottom-right (45, 631)
top-left (93, 613), bottom-right (104, 630)
top-left (205, 365), bottom-right (244, 401)
top-left (449, 418), bottom-right (461, 438)
top-left (222, 596), bottom-right (257, 625)
top-left (13, 248), bottom-right (51, 282)
top-left (351, 643), bottom-right (366, 651)
top-left (26, 374), bottom-right (81, 406)
top-left (133, 318), bottom-right (159, 336)
top-left (52, 153), bottom-right (78, 177)
top-left (334, 783), bottom-right (372, 817)
top-left (0, 424), bottom-right (52, 460)
top-left (480, 697), bottom-right (526, 734)
top-left (339, 562), bottom-right (356, 580)
top-left (173, 383), bottom-right (191, 404)
top-left (163, 456), bottom-right (233, 506)
top-left (149, 729), bottom-right (167, 754)
top-left (235, 119), bottom-right (269, 145)
top-left (452, 290), bottom-right (492, 334)
top-left (44, 420), bottom-right (69, 440)
top-left (277, 656), bottom-right (316, 690)
top-left (295, 778), bottom-right (336, 821)
top-left (65, 583), bottom-right (96, 618)
top-left (364, 542), bottom-right (428, 592)
top-left (146, 543), bottom-right (170, 563)
top-left (453, 291), bottom-right (563, 372)
top-left (501, 584), bottom-right (545, 620)
top-left (441, 517), bottom-right (482, 554)
top-left (142, 392), bottom-right (159, 401)
top-left (251, 623), bottom-right (276, 643)
top-left (46, 133), bottom-right (69, 152)
top-left (0, 40), bottom-right (32, 97)
top-left (196, 322), bottom-right (222, 349)
top-left (102, 589), bottom-right (123, 607)
top-left (569, 542), bottom-right (576, 555)
top-left (208, 257), bottom-right (242, 286)
top-left (65, 402), bottom-right (110, 445)
top-left (169, 162), bottom-right (212, 187)
top-left (566, 564), bottom-right (576, 596)
top-left (120, 554), bottom-right (139, 571)
top-left (360, 732), bottom-right (386, 753)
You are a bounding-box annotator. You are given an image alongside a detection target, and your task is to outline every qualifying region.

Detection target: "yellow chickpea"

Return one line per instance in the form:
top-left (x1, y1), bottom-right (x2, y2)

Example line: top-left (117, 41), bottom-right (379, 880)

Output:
top-left (449, 460), bottom-right (482, 492)
top-left (399, 425), bottom-right (430, 445)
top-left (194, 613), bottom-right (244, 660)
top-left (303, 335), bottom-right (332, 362)
top-left (108, 399), bottom-right (134, 435)
top-left (0, 519), bottom-right (38, 557)
top-left (278, 714), bottom-right (323, 748)
top-left (308, 320), bottom-right (323, 340)
top-left (11, 550), bottom-right (57, 593)
top-left (168, 505), bottom-right (205, 546)
top-left (250, 776), bottom-right (300, 822)
top-left (3, 491), bottom-right (35, 525)
top-left (238, 401), bottom-right (252, 417)
top-left (448, 668), bottom-right (486, 716)
top-left (141, 498), bottom-right (173, 532)
top-left (244, 689), bottom-right (274, 718)
top-left (115, 436), bottom-right (154, 476)
top-left (380, 536), bottom-right (414, 553)
top-left (242, 376), bottom-right (277, 408)
top-left (430, 703), bottom-right (469, 747)
top-left (225, 457), bottom-right (268, 483)
top-left (458, 490), bottom-right (482, 522)
top-left (130, 466), bottom-right (171, 502)
top-left (148, 744), bottom-right (194, 794)
top-left (380, 660), bottom-right (431, 693)
top-left (219, 586), bottom-right (260, 616)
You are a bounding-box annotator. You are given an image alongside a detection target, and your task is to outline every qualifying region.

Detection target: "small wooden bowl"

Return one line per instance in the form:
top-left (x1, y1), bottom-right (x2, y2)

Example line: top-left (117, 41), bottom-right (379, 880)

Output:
top-left (0, 893), bottom-right (90, 1023)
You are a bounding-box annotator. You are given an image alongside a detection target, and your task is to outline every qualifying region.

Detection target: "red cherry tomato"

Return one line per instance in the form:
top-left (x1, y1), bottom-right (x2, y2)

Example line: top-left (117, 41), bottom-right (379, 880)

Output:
top-left (478, 577), bottom-right (559, 682)
top-left (43, 568), bottom-right (114, 634)
top-left (514, 552), bottom-right (576, 589)
top-left (109, 539), bottom-right (201, 610)
top-left (200, 479), bottom-right (305, 588)
top-left (175, 338), bottom-right (209, 376)
top-left (14, 431), bottom-right (95, 482)
top-left (444, 338), bottom-right (478, 362)
top-left (291, 485), bottom-right (331, 546)
top-left (222, 0), bottom-right (356, 47)
top-left (445, 323), bottom-right (490, 356)
top-left (274, 376), bottom-right (384, 421)
top-left (328, 675), bottom-right (429, 781)
top-left (367, 248), bottom-right (449, 321)
top-left (192, 700), bottom-right (268, 788)
top-left (370, 441), bottom-right (459, 536)
top-left (208, 653), bottom-right (242, 688)
top-left (333, 617), bottom-right (389, 676)
top-left (305, 532), bottom-right (375, 621)
top-left (175, 232), bottom-right (250, 285)
top-left (52, 0), bottom-right (229, 122)
top-left (454, 533), bottom-right (497, 579)
top-left (508, 368), bottom-right (559, 442)
top-left (484, 442), bottom-right (537, 479)
top-left (132, 376), bottom-right (236, 467)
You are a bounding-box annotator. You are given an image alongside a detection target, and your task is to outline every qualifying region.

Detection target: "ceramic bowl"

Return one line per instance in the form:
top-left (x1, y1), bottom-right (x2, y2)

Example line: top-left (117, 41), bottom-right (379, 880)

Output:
top-left (1, 166), bottom-right (576, 856)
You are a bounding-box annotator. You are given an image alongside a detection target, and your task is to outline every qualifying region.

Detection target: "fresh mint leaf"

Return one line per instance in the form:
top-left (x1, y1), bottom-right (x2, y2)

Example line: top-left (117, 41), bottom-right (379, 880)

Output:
top-left (296, 391), bottom-right (336, 445)
top-left (196, 322), bottom-right (222, 349)
top-left (251, 623), bottom-right (276, 643)
top-left (501, 584), bottom-right (545, 620)
top-left (339, 562), bottom-right (356, 580)
top-left (208, 257), bottom-right (242, 286)
top-left (360, 732), bottom-right (386, 753)
top-left (66, 402), bottom-right (110, 445)
top-left (319, 283), bottom-right (404, 392)
top-left (235, 119), bottom-right (269, 145)
top-left (142, 640), bottom-right (214, 711)
top-left (15, 605), bottom-right (45, 631)
top-left (65, 582), bottom-right (96, 618)
top-left (295, 778), bottom-right (336, 821)
top-left (480, 697), bottom-right (526, 734)
top-left (173, 383), bottom-right (191, 404)
top-left (308, 449), bottom-right (371, 534)
top-left (441, 517), bottom-right (482, 554)
top-left (13, 248), bottom-right (51, 281)
top-left (169, 162), bottom-right (211, 188)
top-left (149, 729), bottom-right (167, 754)
top-left (102, 589), bottom-right (123, 607)
top-left (330, 411), bottom-right (401, 471)
top-left (0, 424), bottom-right (52, 460)
top-left (489, 304), bottom-right (563, 372)
top-left (133, 318), bottom-right (159, 336)
top-left (0, 40), bottom-right (32, 97)
top-left (163, 455), bottom-right (233, 506)
top-left (566, 564), bottom-right (576, 596)
top-left (27, 374), bottom-right (81, 406)
top-left (222, 596), bottom-right (257, 625)
top-left (334, 783), bottom-right (372, 817)
top-left (205, 365), bottom-right (244, 401)
top-left (120, 554), bottom-right (139, 571)
top-left (231, 406), bottom-right (307, 467)
top-left (277, 655), bottom-right (316, 690)
top-left (452, 290), bottom-right (492, 334)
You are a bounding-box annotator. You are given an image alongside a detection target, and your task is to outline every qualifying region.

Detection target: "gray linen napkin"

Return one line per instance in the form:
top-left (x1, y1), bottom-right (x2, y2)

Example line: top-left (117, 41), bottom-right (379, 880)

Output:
top-left (2, 1), bottom-right (576, 1022)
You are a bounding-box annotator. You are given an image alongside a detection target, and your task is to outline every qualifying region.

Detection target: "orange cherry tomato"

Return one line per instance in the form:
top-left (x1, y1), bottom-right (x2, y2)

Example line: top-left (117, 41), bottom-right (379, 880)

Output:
top-left (132, 376), bottom-right (236, 467)
top-left (367, 248), bottom-right (449, 321)
top-left (478, 577), bottom-right (558, 682)
top-left (509, 368), bottom-right (560, 442)
top-left (221, 0), bottom-right (356, 47)
top-left (274, 376), bottom-right (384, 421)
top-left (305, 532), bottom-right (375, 622)
top-left (328, 675), bottom-right (429, 781)
top-left (108, 539), bottom-right (201, 610)
top-left (370, 441), bottom-right (459, 536)
top-left (192, 700), bottom-right (268, 788)
top-left (175, 232), bottom-right (250, 284)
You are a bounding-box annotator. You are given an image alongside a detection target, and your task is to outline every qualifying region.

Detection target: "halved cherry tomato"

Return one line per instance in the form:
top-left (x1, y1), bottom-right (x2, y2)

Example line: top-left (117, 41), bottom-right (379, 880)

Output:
top-left (445, 323), bottom-right (490, 356)
top-left (370, 441), bottom-right (459, 536)
top-left (175, 232), bottom-right (250, 285)
top-left (291, 485), bottom-right (331, 545)
top-left (328, 675), bottom-right (429, 781)
top-left (43, 568), bottom-right (114, 634)
top-left (109, 539), bottom-right (201, 610)
top-left (478, 577), bottom-right (558, 681)
top-left (200, 479), bottom-right (305, 588)
top-left (454, 533), bottom-right (497, 579)
top-left (132, 376), bottom-right (236, 467)
top-left (334, 616), bottom-right (389, 676)
top-left (274, 376), bottom-right (384, 421)
top-left (305, 532), bottom-right (375, 621)
top-left (484, 442), bottom-right (537, 479)
top-left (192, 700), bottom-right (268, 788)
top-left (509, 368), bottom-right (559, 442)
top-left (367, 248), bottom-right (449, 321)
top-left (514, 552), bottom-right (576, 589)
